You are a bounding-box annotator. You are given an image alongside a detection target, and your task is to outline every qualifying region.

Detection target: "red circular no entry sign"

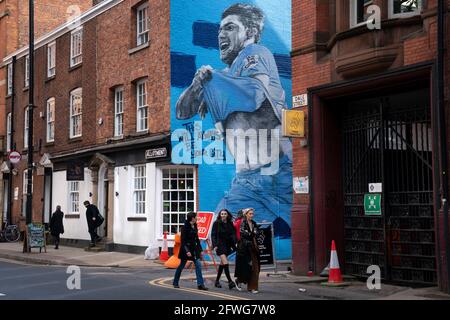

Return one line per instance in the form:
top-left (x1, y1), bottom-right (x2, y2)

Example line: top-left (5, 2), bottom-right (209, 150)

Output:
top-left (8, 151), bottom-right (22, 164)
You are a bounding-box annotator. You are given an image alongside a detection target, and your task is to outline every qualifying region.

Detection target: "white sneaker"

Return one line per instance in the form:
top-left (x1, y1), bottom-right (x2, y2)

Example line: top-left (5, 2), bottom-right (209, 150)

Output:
top-left (235, 281), bottom-right (242, 291)
top-left (251, 290), bottom-right (259, 294)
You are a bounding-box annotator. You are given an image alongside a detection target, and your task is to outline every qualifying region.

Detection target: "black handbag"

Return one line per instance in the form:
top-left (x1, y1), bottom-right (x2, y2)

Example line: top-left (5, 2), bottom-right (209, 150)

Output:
top-left (96, 214), bottom-right (105, 227)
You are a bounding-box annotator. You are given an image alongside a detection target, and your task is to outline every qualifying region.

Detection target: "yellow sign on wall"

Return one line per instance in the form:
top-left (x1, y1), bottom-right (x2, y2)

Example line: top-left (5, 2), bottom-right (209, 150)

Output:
top-left (282, 109), bottom-right (305, 137)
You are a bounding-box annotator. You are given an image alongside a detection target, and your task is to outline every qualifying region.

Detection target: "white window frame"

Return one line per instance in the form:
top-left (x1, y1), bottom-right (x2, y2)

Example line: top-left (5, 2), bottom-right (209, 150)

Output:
top-left (136, 3), bottom-right (149, 46)
top-left (133, 165), bottom-right (147, 215)
top-left (114, 87), bottom-right (124, 137)
top-left (23, 170), bottom-right (34, 195)
top-left (68, 181), bottom-right (80, 214)
top-left (24, 106), bottom-right (30, 149)
top-left (47, 41), bottom-right (56, 77)
top-left (388, 0), bottom-right (422, 19)
top-left (7, 63), bottom-right (13, 95)
top-left (24, 55), bottom-right (29, 88)
top-left (47, 98), bottom-right (55, 143)
top-left (161, 167), bottom-right (196, 235)
top-left (70, 88), bottom-right (82, 138)
top-left (6, 113), bottom-right (12, 152)
top-left (70, 28), bottom-right (83, 67)
top-left (136, 80), bottom-right (148, 132)
top-left (350, 0), bottom-right (374, 28)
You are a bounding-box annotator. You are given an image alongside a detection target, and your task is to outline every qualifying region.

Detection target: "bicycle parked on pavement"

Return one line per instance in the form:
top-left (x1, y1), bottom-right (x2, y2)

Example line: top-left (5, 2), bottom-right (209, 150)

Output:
top-left (0, 221), bottom-right (20, 242)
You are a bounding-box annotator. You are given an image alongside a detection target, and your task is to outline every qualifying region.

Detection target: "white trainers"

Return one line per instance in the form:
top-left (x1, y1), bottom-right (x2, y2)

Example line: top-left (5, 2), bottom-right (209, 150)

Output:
top-left (251, 290), bottom-right (259, 294)
top-left (235, 281), bottom-right (242, 291)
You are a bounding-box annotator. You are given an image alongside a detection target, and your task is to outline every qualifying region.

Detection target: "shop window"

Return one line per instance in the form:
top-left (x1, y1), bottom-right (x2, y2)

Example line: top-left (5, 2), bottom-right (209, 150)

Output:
top-left (69, 181), bottom-right (80, 214)
top-left (162, 167), bottom-right (195, 235)
top-left (133, 165), bottom-right (146, 214)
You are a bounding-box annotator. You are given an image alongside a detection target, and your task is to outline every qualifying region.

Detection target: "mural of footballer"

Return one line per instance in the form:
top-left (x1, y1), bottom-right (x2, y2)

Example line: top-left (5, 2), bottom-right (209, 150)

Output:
top-left (176, 3), bottom-right (293, 242)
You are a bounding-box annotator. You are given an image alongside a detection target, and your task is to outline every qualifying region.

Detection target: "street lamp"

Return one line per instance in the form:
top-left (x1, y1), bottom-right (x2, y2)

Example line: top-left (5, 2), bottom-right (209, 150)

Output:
top-left (26, 0), bottom-right (34, 225)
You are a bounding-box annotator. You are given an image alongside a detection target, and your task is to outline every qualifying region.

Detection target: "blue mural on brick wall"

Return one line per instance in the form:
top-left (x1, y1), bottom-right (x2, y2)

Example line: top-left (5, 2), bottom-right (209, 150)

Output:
top-left (171, 1), bottom-right (292, 260)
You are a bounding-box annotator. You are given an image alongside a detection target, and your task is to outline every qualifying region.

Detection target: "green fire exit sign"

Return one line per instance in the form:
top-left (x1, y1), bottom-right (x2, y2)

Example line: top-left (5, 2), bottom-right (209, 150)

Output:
top-left (364, 194), bottom-right (382, 215)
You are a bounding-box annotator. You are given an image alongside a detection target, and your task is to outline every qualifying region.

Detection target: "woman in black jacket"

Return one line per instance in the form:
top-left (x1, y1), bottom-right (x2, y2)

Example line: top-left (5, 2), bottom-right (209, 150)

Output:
top-left (173, 211), bottom-right (208, 290)
top-left (211, 209), bottom-right (237, 289)
top-left (49, 205), bottom-right (64, 249)
top-left (235, 208), bottom-right (261, 294)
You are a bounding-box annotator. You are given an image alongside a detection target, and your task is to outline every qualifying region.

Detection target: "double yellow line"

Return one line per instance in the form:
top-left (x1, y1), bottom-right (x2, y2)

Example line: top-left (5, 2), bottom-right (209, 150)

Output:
top-left (149, 277), bottom-right (250, 300)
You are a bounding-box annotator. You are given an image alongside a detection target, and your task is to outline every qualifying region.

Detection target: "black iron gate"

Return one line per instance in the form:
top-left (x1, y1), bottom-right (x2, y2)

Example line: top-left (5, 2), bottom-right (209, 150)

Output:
top-left (342, 91), bottom-right (436, 285)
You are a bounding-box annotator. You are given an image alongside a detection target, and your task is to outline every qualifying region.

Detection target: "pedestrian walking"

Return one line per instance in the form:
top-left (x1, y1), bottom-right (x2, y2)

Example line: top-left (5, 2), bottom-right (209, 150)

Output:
top-left (83, 200), bottom-right (104, 247)
top-left (233, 209), bottom-right (244, 241)
top-left (173, 211), bottom-right (208, 290)
top-left (211, 209), bottom-right (237, 289)
top-left (235, 208), bottom-right (261, 294)
top-left (49, 205), bottom-right (64, 249)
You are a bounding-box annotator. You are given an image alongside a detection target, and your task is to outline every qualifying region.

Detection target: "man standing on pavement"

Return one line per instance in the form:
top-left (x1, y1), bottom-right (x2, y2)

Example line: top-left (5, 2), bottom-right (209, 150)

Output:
top-left (84, 200), bottom-right (103, 247)
top-left (49, 205), bottom-right (64, 250)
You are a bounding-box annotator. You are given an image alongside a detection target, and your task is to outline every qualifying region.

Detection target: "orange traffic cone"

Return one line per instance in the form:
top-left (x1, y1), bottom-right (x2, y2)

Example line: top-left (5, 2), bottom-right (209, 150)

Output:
top-left (159, 231), bottom-right (169, 261)
top-left (321, 240), bottom-right (348, 287)
top-left (164, 233), bottom-right (181, 268)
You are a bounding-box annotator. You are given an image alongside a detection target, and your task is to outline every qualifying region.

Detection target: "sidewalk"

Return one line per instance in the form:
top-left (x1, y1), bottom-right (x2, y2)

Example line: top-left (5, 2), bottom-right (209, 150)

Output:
top-left (0, 242), bottom-right (160, 268)
top-left (2, 241), bottom-right (450, 300)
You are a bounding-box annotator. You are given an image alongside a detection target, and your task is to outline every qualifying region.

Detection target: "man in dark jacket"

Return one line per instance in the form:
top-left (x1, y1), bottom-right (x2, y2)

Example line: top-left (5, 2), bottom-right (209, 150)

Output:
top-left (84, 200), bottom-right (103, 247)
top-left (172, 211), bottom-right (208, 290)
top-left (49, 205), bottom-right (64, 249)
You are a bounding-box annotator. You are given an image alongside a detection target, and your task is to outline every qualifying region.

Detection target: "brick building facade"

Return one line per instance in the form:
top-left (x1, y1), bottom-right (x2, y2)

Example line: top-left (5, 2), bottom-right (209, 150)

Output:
top-left (291, 0), bottom-right (450, 292)
top-left (0, 0), bottom-right (93, 225)
top-left (2, 0), bottom-right (175, 252)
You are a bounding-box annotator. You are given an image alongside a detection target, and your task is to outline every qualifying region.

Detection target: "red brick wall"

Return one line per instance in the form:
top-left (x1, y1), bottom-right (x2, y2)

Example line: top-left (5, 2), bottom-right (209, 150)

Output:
top-left (291, 0), bottom-right (447, 276)
top-left (95, 0), bottom-right (170, 144)
top-left (1, 0), bottom-right (92, 150)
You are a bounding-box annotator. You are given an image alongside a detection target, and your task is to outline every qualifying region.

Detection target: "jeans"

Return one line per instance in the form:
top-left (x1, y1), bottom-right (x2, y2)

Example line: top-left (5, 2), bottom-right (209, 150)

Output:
top-left (173, 259), bottom-right (204, 286)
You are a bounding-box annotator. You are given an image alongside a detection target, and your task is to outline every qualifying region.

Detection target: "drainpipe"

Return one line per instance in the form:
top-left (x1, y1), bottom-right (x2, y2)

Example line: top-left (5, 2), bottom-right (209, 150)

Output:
top-left (437, 0), bottom-right (450, 294)
top-left (7, 56), bottom-right (16, 226)
top-left (307, 93), bottom-right (315, 273)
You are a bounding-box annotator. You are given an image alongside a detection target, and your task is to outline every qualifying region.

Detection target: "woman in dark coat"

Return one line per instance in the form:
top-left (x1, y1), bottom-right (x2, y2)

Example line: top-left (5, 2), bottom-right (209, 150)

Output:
top-left (173, 211), bottom-right (208, 290)
top-left (235, 208), bottom-right (261, 294)
top-left (49, 205), bottom-right (64, 249)
top-left (211, 209), bottom-right (237, 289)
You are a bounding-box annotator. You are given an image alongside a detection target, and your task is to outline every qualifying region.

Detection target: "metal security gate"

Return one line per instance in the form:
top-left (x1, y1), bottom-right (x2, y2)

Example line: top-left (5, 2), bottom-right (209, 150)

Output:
top-left (342, 90), bottom-right (437, 285)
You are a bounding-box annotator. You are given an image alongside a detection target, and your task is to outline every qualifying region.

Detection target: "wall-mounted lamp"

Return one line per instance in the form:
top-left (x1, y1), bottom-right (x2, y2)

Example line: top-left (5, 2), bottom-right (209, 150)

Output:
top-left (115, 192), bottom-right (119, 197)
top-left (89, 192), bottom-right (93, 197)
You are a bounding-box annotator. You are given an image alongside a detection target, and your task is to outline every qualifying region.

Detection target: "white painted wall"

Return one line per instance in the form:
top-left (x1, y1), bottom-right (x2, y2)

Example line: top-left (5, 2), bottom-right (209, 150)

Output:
top-left (113, 163), bottom-right (157, 247)
top-left (52, 169), bottom-right (93, 241)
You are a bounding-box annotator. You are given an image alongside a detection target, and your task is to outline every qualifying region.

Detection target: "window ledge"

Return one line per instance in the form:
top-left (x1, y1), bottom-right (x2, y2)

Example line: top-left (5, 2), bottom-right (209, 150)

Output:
top-left (127, 217), bottom-right (147, 222)
top-left (44, 141), bottom-right (55, 147)
top-left (128, 42), bottom-right (149, 55)
top-left (69, 63), bottom-right (82, 72)
top-left (65, 214), bottom-right (80, 219)
top-left (128, 130), bottom-right (149, 138)
top-left (23, 87), bottom-right (29, 92)
top-left (68, 137), bottom-right (83, 143)
top-left (45, 75), bottom-right (56, 83)
top-left (6, 94), bottom-right (12, 98)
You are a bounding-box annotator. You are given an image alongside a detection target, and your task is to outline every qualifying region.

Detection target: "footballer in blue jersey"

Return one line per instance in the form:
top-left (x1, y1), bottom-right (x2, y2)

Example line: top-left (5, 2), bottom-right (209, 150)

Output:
top-left (176, 3), bottom-right (293, 244)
